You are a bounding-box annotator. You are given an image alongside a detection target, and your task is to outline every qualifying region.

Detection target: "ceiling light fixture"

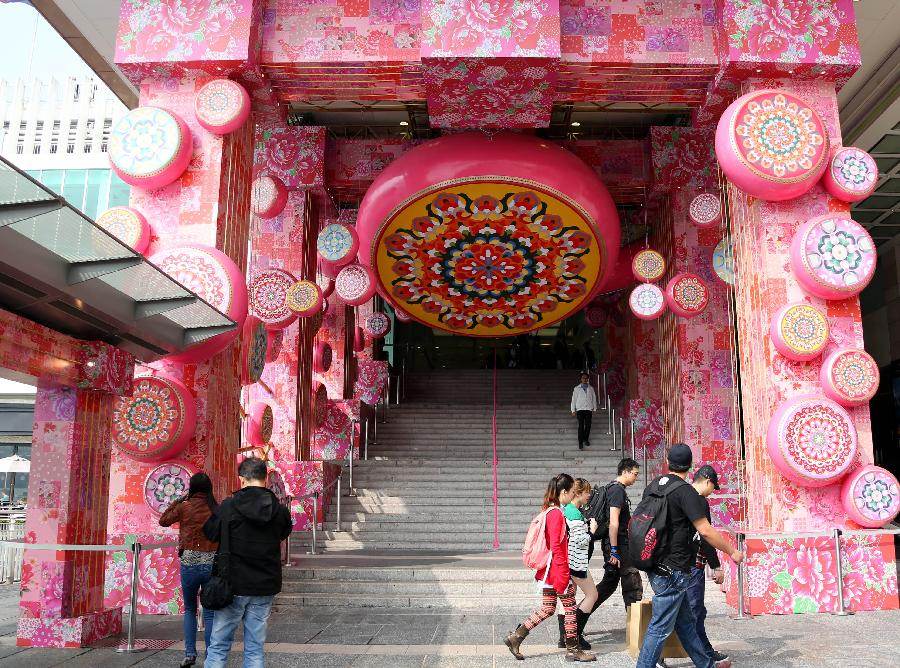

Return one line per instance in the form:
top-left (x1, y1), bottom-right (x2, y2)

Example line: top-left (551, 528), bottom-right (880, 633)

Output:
top-left (399, 121), bottom-right (409, 126)
top-left (571, 121), bottom-right (581, 127)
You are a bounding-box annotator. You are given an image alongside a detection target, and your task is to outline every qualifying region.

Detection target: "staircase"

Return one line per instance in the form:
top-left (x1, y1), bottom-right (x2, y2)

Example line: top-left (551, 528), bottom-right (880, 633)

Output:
top-left (280, 369), bottom-right (637, 611)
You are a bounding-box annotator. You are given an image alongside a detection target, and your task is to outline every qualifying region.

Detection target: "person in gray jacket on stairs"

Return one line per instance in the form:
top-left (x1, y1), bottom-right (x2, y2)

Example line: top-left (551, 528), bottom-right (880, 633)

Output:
top-left (570, 373), bottom-right (598, 449)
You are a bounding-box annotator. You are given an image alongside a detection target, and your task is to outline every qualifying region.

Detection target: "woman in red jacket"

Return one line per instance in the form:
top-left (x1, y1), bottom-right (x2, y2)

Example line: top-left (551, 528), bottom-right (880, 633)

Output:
top-left (505, 473), bottom-right (597, 662)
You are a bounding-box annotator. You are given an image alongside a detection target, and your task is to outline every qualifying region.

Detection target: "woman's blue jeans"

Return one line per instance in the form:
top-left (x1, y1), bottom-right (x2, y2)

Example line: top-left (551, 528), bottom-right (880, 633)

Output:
top-left (181, 563), bottom-right (214, 658)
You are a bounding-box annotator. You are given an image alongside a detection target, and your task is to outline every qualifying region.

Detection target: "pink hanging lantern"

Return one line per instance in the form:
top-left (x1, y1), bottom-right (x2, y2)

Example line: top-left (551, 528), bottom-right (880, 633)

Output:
top-left (251, 175), bottom-right (288, 219)
top-left (317, 273), bottom-right (335, 298)
top-left (688, 193), bottom-right (722, 228)
top-left (584, 305), bottom-right (607, 329)
top-left (820, 348), bottom-right (879, 407)
top-left (313, 340), bottom-right (332, 373)
top-left (96, 207), bottom-right (152, 254)
top-left (354, 325), bottom-right (366, 352)
top-left (335, 263), bottom-right (377, 306)
top-left (194, 79), bottom-right (251, 135)
top-left (144, 461), bottom-right (197, 515)
top-left (246, 401), bottom-right (274, 446)
top-left (285, 280), bottom-right (323, 317)
top-left (631, 249), bottom-right (666, 283)
top-left (790, 214), bottom-right (876, 300)
top-left (821, 146), bottom-right (878, 203)
top-left (240, 316), bottom-right (268, 386)
top-left (364, 311), bottom-right (391, 339)
top-left (629, 283), bottom-right (666, 320)
top-left (109, 106), bottom-right (193, 189)
top-left (317, 222), bottom-right (360, 268)
top-left (248, 268), bottom-right (298, 330)
top-left (766, 395), bottom-right (858, 488)
top-left (112, 374), bottom-right (196, 462)
top-left (769, 303), bottom-right (829, 362)
top-left (313, 382), bottom-right (328, 428)
top-left (265, 328), bottom-right (283, 363)
top-left (840, 465), bottom-right (900, 528)
top-left (665, 273), bottom-right (709, 318)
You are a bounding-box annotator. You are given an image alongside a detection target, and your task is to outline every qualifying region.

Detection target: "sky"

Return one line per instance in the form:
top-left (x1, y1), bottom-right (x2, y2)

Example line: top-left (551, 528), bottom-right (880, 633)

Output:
top-left (0, 3), bottom-right (95, 81)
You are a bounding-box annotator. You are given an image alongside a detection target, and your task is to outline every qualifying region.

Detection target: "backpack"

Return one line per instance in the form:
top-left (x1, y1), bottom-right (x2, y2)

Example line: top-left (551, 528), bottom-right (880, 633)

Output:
top-left (583, 481), bottom-right (616, 539)
top-left (626, 476), bottom-right (687, 572)
top-left (522, 508), bottom-right (554, 570)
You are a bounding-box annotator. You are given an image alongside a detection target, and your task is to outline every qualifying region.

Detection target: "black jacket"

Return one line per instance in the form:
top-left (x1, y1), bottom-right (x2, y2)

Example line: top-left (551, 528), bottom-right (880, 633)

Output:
top-left (203, 486), bottom-right (292, 597)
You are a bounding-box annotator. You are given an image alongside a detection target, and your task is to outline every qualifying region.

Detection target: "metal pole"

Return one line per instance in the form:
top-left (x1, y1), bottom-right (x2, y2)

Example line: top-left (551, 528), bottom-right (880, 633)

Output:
top-left (630, 420), bottom-right (636, 461)
top-left (309, 495), bottom-right (318, 555)
top-left (373, 407), bottom-right (378, 445)
top-left (336, 477), bottom-right (342, 532)
top-left (610, 408), bottom-right (617, 451)
top-left (116, 542), bottom-right (147, 653)
top-left (832, 528), bottom-right (852, 616)
top-left (643, 440), bottom-right (648, 487)
top-left (364, 416), bottom-right (369, 460)
top-left (607, 404), bottom-right (613, 436)
top-left (619, 416), bottom-right (625, 457)
top-left (732, 533), bottom-right (751, 620)
top-left (602, 373), bottom-right (608, 411)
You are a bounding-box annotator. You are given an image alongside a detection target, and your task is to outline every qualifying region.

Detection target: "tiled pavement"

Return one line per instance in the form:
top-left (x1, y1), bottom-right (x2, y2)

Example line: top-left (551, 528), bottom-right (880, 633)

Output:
top-left (0, 584), bottom-right (898, 667)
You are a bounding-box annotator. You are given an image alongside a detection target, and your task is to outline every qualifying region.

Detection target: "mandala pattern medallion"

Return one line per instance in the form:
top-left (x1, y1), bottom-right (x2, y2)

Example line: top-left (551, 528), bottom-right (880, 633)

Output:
top-left (631, 249), bottom-right (666, 283)
top-left (249, 269), bottom-right (297, 329)
top-left (823, 147), bottom-right (878, 202)
top-left (713, 237), bottom-right (735, 285)
top-left (821, 348), bottom-right (879, 407)
top-left (665, 273), bottom-right (709, 318)
top-left (194, 79), bottom-right (250, 135)
top-left (584, 306), bottom-right (607, 329)
top-left (317, 223), bottom-right (359, 266)
top-left (771, 303), bottom-right (829, 361)
top-left (144, 462), bottom-right (196, 515)
top-left (109, 106), bottom-right (192, 188)
top-left (374, 181), bottom-right (604, 336)
top-left (96, 207), bottom-right (151, 253)
top-left (286, 280), bottom-right (323, 317)
top-left (364, 312), bottom-right (391, 339)
top-left (335, 264), bottom-right (376, 306)
top-left (629, 283), bottom-right (666, 320)
top-left (791, 215), bottom-right (876, 300)
top-left (313, 341), bottom-right (332, 374)
top-left (246, 401), bottom-right (274, 446)
top-left (251, 175), bottom-right (287, 219)
top-left (842, 465), bottom-right (900, 528)
top-left (113, 375), bottom-right (196, 462)
top-left (689, 194), bottom-right (721, 228)
top-left (241, 317), bottom-right (268, 386)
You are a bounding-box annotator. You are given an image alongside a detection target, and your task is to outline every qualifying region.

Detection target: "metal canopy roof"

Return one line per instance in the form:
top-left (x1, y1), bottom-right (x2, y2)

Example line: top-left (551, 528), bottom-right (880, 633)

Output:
top-left (0, 157), bottom-right (237, 362)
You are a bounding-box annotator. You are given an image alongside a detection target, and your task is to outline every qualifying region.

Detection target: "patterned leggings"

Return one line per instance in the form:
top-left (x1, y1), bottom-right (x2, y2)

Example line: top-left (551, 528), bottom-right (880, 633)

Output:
top-left (523, 581), bottom-right (577, 639)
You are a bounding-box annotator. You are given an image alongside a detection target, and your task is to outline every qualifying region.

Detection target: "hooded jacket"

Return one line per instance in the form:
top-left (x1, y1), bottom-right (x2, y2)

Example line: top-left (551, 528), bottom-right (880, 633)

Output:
top-left (203, 486), bottom-right (292, 597)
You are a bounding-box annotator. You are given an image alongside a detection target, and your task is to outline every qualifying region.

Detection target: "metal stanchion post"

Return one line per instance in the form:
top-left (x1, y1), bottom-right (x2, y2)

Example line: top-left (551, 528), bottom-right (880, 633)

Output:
top-left (619, 416), bottom-right (625, 457)
top-left (602, 373), bottom-right (608, 411)
top-left (731, 533), bottom-right (751, 620)
top-left (609, 408), bottom-right (617, 451)
top-left (309, 494), bottom-right (318, 555)
top-left (373, 407), bottom-right (378, 445)
top-left (630, 420), bottom-right (636, 460)
top-left (364, 416), bottom-right (369, 460)
top-left (336, 477), bottom-right (342, 532)
top-left (116, 542), bottom-right (148, 653)
top-left (607, 402), bottom-right (613, 436)
top-left (832, 528), bottom-right (852, 616)
top-left (643, 442), bottom-right (648, 487)
top-left (348, 426), bottom-right (356, 496)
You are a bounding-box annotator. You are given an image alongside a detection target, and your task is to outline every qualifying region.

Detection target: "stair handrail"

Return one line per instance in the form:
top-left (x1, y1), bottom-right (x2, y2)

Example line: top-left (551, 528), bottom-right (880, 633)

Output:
top-left (297, 473), bottom-right (343, 555)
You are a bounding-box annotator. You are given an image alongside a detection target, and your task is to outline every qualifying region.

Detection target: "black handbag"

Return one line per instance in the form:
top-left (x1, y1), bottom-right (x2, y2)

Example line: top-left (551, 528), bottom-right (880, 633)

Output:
top-left (200, 504), bottom-right (233, 610)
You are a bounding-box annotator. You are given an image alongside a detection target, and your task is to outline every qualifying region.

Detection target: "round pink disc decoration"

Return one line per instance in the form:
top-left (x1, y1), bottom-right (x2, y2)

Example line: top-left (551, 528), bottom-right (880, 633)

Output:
top-left (688, 194), bottom-right (722, 228)
top-left (96, 207), bottom-right (152, 254)
top-left (109, 106), bottom-right (193, 189)
top-left (584, 305), bottom-right (607, 329)
top-left (840, 465), bottom-right (900, 528)
top-left (113, 374), bottom-right (196, 462)
top-left (790, 214), bottom-right (876, 300)
top-left (665, 273), bottom-right (709, 318)
top-left (285, 280), bottom-right (323, 317)
top-left (246, 401), bottom-right (274, 446)
top-left (335, 263), bottom-right (376, 306)
top-left (240, 316), bottom-right (268, 386)
top-left (194, 79), bottom-right (250, 135)
top-left (364, 312), bottom-right (391, 339)
top-left (629, 283), bottom-right (666, 320)
top-left (313, 340), bottom-right (332, 374)
top-left (144, 461), bottom-right (197, 515)
top-left (820, 348), bottom-right (879, 407)
top-left (631, 249), bottom-right (666, 283)
top-left (822, 146), bottom-right (878, 203)
top-left (265, 328), bottom-right (283, 363)
top-left (150, 244), bottom-right (248, 363)
top-left (313, 382), bottom-right (328, 428)
top-left (353, 326), bottom-right (366, 352)
top-left (317, 223), bottom-right (359, 268)
top-left (715, 89), bottom-right (829, 201)
top-left (766, 395), bottom-right (858, 488)
top-left (770, 303), bottom-right (829, 362)
top-left (251, 175), bottom-right (288, 219)
top-left (248, 269), bottom-right (298, 330)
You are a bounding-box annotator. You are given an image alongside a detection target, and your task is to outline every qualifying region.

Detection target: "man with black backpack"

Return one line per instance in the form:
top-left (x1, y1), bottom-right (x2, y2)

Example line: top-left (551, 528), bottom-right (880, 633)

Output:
top-left (629, 444), bottom-right (742, 668)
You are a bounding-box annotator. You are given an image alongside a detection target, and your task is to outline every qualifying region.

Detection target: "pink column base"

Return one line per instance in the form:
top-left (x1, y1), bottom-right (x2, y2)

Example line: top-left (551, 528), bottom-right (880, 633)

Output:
top-left (17, 608), bottom-right (122, 647)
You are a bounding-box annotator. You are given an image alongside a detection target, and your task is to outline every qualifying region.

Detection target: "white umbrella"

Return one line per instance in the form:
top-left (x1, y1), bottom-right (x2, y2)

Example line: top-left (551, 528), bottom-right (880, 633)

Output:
top-left (0, 455), bottom-right (29, 473)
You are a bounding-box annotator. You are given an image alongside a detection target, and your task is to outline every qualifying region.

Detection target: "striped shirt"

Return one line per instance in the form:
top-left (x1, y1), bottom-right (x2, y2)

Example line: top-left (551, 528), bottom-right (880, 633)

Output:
top-left (563, 503), bottom-right (591, 573)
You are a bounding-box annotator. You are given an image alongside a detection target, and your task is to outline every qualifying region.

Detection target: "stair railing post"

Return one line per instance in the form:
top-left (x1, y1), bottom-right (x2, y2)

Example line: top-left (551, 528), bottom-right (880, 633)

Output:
top-left (348, 426), bottom-right (355, 496)
top-left (309, 494), bottom-right (318, 555)
top-left (607, 401), bottom-right (613, 436)
top-left (643, 440), bottom-right (648, 487)
top-left (609, 407), bottom-right (617, 451)
top-left (336, 475), bottom-right (342, 532)
top-left (832, 528), bottom-right (852, 616)
top-left (630, 419), bottom-right (636, 461)
top-left (363, 415), bottom-right (369, 461)
top-left (115, 541), bottom-right (146, 653)
top-left (602, 372), bottom-right (608, 411)
top-left (731, 532), bottom-right (751, 620)
top-left (619, 416), bottom-right (625, 458)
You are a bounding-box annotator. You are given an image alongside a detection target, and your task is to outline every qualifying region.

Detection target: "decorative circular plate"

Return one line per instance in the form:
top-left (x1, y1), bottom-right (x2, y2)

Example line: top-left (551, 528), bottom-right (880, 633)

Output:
top-left (150, 244), bottom-right (248, 363)
top-left (240, 316), bottom-right (268, 386)
top-left (251, 175), bottom-right (288, 219)
top-left (766, 395), bottom-right (858, 487)
top-left (584, 305), bottom-right (607, 329)
top-left (265, 328), bottom-right (283, 363)
top-left (822, 147), bottom-right (878, 203)
top-left (790, 214), bottom-right (876, 300)
top-left (194, 79), bottom-right (250, 135)
top-left (665, 273), bottom-right (709, 318)
top-left (96, 207), bottom-right (152, 253)
top-left (313, 340), bottom-right (332, 374)
top-left (313, 382), bottom-right (328, 428)
top-left (285, 280), bottom-right (323, 317)
top-left (317, 223), bottom-right (359, 267)
top-left (631, 249), bottom-right (666, 283)
top-left (249, 269), bottom-right (298, 330)
top-left (246, 401), bottom-right (274, 446)
top-left (144, 461), bottom-right (196, 515)
top-left (712, 237), bottom-right (735, 285)
top-left (770, 303), bottom-right (829, 361)
top-left (689, 193), bottom-right (722, 228)
top-left (629, 283), bottom-right (666, 320)
top-left (715, 89), bottom-right (829, 201)
top-left (335, 264), bottom-right (376, 306)
top-left (840, 465), bottom-right (900, 528)
top-left (364, 312), bottom-right (391, 339)
top-left (113, 374), bottom-right (196, 462)
top-left (109, 107), bottom-right (193, 189)
top-left (820, 348), bottom-right (879, 407)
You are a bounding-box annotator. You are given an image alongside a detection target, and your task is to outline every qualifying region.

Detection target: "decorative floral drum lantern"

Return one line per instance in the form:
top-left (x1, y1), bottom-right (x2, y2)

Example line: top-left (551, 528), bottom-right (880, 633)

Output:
top-left (335, 263), bottom-right (376, 306)
top-left (356, 133), bottom-right (620, 336)
top-left (251, 175), bottom-right (288, 219)
top-left (631, 249), bottom-right (666, 283)
top-left (313, 382), bottom-right (328, 428)
top-left (715, 90), bottom-right (829, 201)
top-left (790, 214), bottom-right (876, 300)
top-left (364, 311), bottom-right (391, 339)
top-left (665, 273), bottom-right (709, 318)
top-left (317, 222), bottom-right (359, 268)
top-left (766, 395), bottom-right (858, 487)
top-left (688, 193), bottom-right (721, 228)
top-left (109, 106), bottom-right (193, 189)
top-left (313, 340), bottom-right (332, 373)
top-left (840, 465), bottom-right (900, 528)
top-left (770, 303), bottom-right (829, 362)
top-left (712, 237), bottom-right (735, 285)
top-left (240, 316), bottom-right (268, 386)
top-left (584, 305), bottom-right (607, 329)
top-left (150, 244), bottom-right (248, 363)
top-left (144, 461), bottom-right (197, 515)
top-left (820, 348), bottom-right (879, 407)
top-left (285, 280), bottom-right (323, 317)
top-left (246, 401), bottom-right (274, 446)
top-left (248, 269), bottom-right (298, 330)
top-left (113, 374), bottom-right (196, 462)
top-left (821, 147), bottom-right (878, 203)
top-left (629, 283), bottom-right (666, 320)
top-left (194, 79), bottom-right (250, 135)
top-left (96, 207), bottom-right (152, 254)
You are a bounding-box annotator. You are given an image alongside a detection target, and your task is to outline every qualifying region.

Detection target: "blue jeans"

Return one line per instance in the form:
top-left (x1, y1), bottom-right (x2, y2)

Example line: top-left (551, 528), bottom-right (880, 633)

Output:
top-left (635, 570), bottom-right (714, 668)
top-left (686, 566), bottom-right (715, 656)
top-left (180, 563), bottom-right (214, 659)
top-left (204, 594), bottom-right (274, 668)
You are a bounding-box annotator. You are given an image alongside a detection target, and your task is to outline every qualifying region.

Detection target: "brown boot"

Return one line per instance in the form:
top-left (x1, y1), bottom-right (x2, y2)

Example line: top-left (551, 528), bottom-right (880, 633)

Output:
top-left (565, 636), bottom-right (597, 662)
top-left (504, 624), bottom-right (529, 660)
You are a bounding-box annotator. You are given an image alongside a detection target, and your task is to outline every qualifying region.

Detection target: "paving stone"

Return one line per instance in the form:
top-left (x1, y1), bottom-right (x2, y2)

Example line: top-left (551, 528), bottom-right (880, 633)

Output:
top-left (351, 656), bottom-right (424, 667)
top-left (0, 648), bottom-right (90, 668)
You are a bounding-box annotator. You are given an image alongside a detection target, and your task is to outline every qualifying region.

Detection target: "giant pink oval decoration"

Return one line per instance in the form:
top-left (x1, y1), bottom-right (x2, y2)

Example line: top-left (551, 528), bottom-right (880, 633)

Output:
top-left (240, 316), bottom-right (268, 386)
top-left (317, 223), bottom-right (359, 268)
top-left (144, 461), bottom-right (197, 515)
top-left (688, 194), bottom-right (721, 228)
top-left (822, 147), bottom-right (878, 203)
top-left (335, 263), bottom-right (376, 306)
top-left (313, 340), bottom-right (332, 374)
top-left (790, 214), bottom-right (876, 300)
top-left (96, 207), bottom-right (152, 254)
top-left (769, 303), bottom-right (829, 362)
top-left (715, 90), bottom-right (829, 201)
top-left (194, 79), bottom-right (250, 135)
top-left (820, 348), bottom-right (879, 407)
top-left (840, 465), bottom-right (900, 528)
top-left (252, 175), bottom-right (288, 219)
top-left (364, 312), bottom-right (391, 339)
top-left (151, 244), bottom-right (248, 363)
top-left (112, 374), bottom-right (196, 462)
top-left (109, 106), bottom-right (193, 189)
top-left (248, 268), bottom-right (297, 330)
top-left (665, 273), bottom-right (708, 318)
top-left (246, 401), bottom-right (274, 446)
top-left (766, 395), bottom-right (858, 487)
top-left (629, 283), bottom-right (666, 320)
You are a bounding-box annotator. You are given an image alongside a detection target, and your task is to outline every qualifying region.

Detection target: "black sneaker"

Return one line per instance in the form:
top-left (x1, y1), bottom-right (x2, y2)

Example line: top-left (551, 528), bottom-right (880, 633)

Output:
top-left (713, 650), bottom-right (730, 661)
top-left (585, 440), bottom-right (591, 447)
top-left (180, 657), bottom-right (197, 668)
top-left (578, 442), bottom-right (584, 450)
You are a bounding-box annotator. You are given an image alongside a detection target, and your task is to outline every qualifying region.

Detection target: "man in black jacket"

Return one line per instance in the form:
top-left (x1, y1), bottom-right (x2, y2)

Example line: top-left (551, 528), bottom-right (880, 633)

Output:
top-left (203, 457), bottom-right (292, 668)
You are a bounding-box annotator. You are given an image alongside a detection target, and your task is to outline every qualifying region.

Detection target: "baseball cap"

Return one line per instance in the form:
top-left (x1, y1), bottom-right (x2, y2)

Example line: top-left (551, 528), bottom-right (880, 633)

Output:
top-left (695, 464), bottom-right (720, 490)
top-left (667, 443), bottom-right (693, 471)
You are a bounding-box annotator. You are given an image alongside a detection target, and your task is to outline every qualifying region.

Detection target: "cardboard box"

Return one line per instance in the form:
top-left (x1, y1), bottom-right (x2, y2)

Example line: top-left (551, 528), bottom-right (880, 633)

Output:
top-left (625, 600), bottom-right (689, 659)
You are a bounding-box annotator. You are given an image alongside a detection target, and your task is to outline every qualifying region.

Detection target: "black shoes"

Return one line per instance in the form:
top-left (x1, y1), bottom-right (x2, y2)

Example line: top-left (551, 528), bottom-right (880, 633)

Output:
top-left (578, 442), bottom-right (584, 450)
top-left (179, 657), bottom-right (197, 668)
top-left (585, 440), bottom-right (591, 447)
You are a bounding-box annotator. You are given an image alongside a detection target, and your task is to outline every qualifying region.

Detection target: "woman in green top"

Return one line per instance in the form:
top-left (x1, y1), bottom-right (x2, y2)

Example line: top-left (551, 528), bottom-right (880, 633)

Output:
top-left (559, 479), bottom-right (599, 651)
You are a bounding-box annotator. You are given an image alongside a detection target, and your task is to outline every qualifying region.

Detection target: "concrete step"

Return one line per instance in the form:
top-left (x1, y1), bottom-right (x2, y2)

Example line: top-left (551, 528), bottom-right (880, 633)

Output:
top-left (271, 593), bottom-right (537, 610)
top-left (282, 580), bottom-right (531, 595)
